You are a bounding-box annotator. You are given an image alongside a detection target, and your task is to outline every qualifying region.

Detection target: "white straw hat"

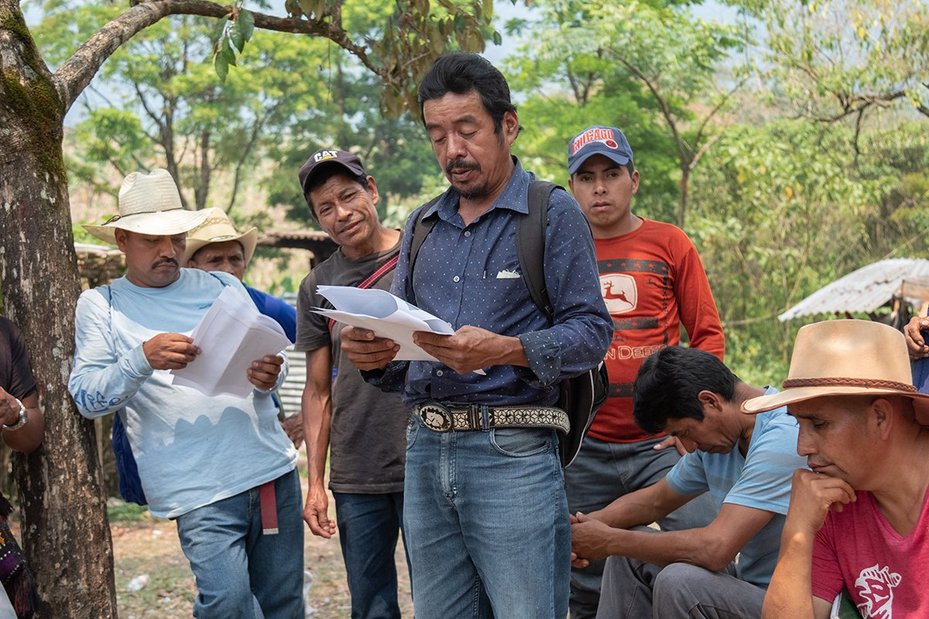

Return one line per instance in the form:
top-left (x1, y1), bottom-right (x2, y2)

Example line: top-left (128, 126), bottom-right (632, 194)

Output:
top-left (85, 169), bottom-right (209, 245)
top-left (182, 207), bottom-right (258, 264)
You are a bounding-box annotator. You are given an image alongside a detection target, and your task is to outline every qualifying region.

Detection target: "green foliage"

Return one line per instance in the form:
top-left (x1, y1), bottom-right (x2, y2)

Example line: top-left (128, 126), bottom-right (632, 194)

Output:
top-left (688, 118), bottom-right (929, 384)
top-left (106, 499), bottom-right (150, 523)
top-left (212, 5), bottom-right (255, 82)
top-left (502, 0), bottom-right (750, 226)
top-left (754, 0), bottom-right (929, 122)
top-left (33, 0), bottom-right (495, 226)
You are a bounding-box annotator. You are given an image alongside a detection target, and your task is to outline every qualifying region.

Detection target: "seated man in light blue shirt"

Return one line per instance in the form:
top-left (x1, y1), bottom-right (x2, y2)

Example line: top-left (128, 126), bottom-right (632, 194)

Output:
top-left (68, 169), bottom-right (303, 619)
top-left (571, 346), bottom-right (805, 619)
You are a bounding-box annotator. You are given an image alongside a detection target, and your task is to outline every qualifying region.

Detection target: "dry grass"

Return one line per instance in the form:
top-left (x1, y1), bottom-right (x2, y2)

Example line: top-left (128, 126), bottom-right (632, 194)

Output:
top-left (112, 475), bottom-right (412, 618)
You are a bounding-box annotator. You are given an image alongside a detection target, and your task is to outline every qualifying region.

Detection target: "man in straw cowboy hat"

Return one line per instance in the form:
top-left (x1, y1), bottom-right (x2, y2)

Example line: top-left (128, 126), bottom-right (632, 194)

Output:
top-left (571, 345), bottom-right (805, 618)
top-left (68, 169), bottom-right (304, 618)
top-left (742, 319), bottom-right (929, 619)
top-left (107, 207), bottom-right (304, 510)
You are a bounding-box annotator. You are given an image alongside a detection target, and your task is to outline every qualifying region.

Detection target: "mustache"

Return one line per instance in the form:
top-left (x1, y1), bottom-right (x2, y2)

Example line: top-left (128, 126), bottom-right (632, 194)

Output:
top-left (445, 158), bottom-right (480, 175)
top-left (153, 258), bottom-right (178, 268)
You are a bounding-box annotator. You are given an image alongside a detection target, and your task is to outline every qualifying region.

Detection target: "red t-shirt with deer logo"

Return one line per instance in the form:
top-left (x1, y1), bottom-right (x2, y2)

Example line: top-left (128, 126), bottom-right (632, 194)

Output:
top-left (590, 218), bottom-right (724, 442)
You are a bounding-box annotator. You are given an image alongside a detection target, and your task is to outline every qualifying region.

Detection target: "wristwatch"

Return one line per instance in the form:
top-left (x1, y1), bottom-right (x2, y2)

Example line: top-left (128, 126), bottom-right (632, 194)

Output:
top-left (3, 399), bottom-right (28, 431)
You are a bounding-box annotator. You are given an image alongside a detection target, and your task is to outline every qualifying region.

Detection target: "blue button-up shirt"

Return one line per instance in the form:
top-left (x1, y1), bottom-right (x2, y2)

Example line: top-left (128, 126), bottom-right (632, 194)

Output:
top-left (369, 159), bottom-right (611, 407)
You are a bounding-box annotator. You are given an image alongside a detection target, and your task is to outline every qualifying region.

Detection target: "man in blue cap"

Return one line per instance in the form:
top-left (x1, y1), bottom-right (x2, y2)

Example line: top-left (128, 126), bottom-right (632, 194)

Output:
top-left (564, 125), bottom-right (725, 617)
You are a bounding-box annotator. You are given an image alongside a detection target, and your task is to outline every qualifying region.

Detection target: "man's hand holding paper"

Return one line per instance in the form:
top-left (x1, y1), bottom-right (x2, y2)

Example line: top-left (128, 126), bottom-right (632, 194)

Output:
top-left (413, 326), bottom-right (528, 375)
top-left (313, 286), bottom-right (455, 363)
top-left (247, 354), bottom-right (284, 391)
top-left (340, 326), bottom-right (401, 371)
top-left (143, 333), bottom-right (201, 370)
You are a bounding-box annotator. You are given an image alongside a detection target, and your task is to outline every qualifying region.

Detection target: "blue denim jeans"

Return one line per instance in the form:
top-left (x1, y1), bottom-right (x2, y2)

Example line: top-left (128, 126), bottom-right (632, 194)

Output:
top-left (176, 469), bottom-right (305, 619)
top-left (403, 416), bottom-right (570, 619)
top-left (564, 435), bottom-right (718, 619)
top-left (333, 491), bottom-right (408, 619)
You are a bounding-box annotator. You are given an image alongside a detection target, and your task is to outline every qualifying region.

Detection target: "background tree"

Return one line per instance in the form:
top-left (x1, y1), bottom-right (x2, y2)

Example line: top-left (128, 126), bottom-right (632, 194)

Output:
top-left (687, 116), bottom-right (929, 384)
top-left (0, 0), bottom-right (498, 614)
top-left (754, 0), bottom-right (929, 158)
top-left (504, 0), bottom-right (748, 226)
top-left (35, 1), bottom-right (443, 218)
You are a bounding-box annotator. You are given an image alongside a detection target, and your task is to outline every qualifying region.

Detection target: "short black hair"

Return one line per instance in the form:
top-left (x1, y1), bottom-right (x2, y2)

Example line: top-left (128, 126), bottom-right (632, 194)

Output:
top-left (633, 346), bottom-right (739, 434)
top-left (302, 164), bottom-right (367, 221)
top-left (417, 53), bottom-right (518, 135)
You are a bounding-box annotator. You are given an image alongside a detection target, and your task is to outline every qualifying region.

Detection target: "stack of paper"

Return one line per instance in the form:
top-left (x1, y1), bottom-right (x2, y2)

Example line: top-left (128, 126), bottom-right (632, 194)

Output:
top-left (173, 287), bottom-right (291, 398)
top-left (313, 286), bottom-right (455, 362)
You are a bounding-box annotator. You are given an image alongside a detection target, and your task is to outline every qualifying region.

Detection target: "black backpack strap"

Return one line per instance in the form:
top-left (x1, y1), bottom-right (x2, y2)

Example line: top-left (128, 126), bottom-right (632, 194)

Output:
top-left (406, 195), bottom-right (442, 303)
top-left (518, 180), bottom-right (561, 323)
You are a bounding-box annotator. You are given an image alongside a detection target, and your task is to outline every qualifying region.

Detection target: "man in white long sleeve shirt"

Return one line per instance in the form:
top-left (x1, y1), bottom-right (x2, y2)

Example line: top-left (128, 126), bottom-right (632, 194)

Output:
top-left (68, 169), bottom-right (303, 619)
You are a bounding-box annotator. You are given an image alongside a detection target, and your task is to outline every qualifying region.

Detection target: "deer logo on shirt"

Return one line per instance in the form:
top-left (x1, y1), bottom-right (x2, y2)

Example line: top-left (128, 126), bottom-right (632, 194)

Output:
top-left (855, 563), bottom-right (901, 618)
top-left (600, 275), bottom-right (637, 315)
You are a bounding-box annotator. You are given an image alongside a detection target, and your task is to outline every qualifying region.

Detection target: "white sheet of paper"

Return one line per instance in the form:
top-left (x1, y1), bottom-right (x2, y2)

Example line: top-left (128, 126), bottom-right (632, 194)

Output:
top-left (314, 286), bottom-right (455, 362)
top-left (172, 287), bottom-right (292, 398)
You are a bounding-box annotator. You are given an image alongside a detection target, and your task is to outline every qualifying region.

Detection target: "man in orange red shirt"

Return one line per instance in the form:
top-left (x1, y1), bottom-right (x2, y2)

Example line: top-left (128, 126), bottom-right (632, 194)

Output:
top-left (565, 125), bottom-right (725, 617)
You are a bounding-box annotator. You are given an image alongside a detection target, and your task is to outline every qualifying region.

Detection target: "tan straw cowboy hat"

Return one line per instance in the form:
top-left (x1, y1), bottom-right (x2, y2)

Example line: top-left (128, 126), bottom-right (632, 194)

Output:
top-left (85, 168), bottom-right (209, 245)
top-left (181, 207), bottom-right (258, 264)
top-left (742, 319), bottom-right (929, 417)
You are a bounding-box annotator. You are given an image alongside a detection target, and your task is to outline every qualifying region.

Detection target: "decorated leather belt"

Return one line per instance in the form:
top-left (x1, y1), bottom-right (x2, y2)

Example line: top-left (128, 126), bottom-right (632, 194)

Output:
top-left (415, 402), bottom-right (570, 433)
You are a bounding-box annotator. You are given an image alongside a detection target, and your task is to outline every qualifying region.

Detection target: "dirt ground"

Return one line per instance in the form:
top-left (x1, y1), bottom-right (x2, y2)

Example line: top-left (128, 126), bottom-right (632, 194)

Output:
top-left (112, 476), bottom-right (412, 618)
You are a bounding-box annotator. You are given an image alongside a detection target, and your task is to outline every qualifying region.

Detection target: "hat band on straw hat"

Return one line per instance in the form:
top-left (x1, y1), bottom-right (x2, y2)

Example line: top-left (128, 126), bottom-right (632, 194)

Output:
top-left (782, 377), bottom-right (917, 392)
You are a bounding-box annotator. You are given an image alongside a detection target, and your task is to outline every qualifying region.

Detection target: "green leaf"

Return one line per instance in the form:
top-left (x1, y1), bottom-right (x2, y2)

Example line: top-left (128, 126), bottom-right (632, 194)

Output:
top-left (238, 9), bottom-right (255, 42)
top-left (222, 38), bottom-right (237, 67)
top-left (214, 50), bottom-right (229, 82)
top-left (230, 24), bottom-right (246, 53)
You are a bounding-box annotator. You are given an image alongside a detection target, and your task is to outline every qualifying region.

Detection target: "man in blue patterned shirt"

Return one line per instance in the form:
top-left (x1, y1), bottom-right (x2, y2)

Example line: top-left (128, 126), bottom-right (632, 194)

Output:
top-left (341, 53), bottom-right (612, 619)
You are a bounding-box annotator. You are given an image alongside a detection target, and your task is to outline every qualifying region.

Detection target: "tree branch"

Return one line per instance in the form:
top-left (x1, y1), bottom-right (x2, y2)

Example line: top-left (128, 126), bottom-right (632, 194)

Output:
top-left (690, 132), bottom-right (723, 171)
top-left (53, 0), bottom-right (380, 113)
top-left (852, 106), bottom-right (864, 166)
top-left (616, 55), bottom-right (686, 162)
top-left (132, 81), bottom-right (165, 140)
top-left (227, 102), bottom-right (281, 211)
top-left (693, 78), bottom-right (743, 147)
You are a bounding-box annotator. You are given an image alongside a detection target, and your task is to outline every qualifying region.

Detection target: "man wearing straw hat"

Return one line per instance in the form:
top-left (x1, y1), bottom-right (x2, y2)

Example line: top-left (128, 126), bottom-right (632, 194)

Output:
top-left (743, 319), bottom-right (929, 619)
top-left (68, 169), bottom-right (304, 618)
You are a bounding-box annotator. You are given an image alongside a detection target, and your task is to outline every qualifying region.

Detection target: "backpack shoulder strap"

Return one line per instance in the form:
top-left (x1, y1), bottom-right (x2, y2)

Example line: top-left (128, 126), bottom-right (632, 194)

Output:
top-left (406, 194), bottom-right (443, 302)
top-left (518, 180), bottom-right (561, 322)
top-left (409, 196), bottom-right (442, 267)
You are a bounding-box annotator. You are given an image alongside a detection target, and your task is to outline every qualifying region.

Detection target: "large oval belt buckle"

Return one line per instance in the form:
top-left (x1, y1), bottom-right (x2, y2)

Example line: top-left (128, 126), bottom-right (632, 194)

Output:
top-left (419, 404), bottom-right (452, 432)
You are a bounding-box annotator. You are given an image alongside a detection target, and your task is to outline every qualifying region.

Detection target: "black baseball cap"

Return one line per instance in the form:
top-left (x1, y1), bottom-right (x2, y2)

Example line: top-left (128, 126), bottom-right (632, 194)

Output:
top-left (298, 149), bottom-right (367, 196)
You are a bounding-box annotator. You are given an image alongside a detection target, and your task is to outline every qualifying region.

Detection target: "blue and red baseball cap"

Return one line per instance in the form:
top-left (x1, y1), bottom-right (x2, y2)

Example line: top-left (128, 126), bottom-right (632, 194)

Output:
top-left (567, 125), bottom-right (634, 175)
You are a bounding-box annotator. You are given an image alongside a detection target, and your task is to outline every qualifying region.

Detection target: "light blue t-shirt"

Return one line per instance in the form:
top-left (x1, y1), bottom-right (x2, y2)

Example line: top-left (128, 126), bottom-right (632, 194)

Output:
top-left (665, 389), bottom-right (804, 586)
top-left (68, 268), bottom-right (296, 519)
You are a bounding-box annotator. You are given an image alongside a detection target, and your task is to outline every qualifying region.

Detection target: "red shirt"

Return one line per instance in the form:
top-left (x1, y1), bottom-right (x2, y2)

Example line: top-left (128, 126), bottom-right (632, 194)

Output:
top-left (813, 489), bottom-right (929, 618)
top-left (590, 219), bottom-right (724, 442)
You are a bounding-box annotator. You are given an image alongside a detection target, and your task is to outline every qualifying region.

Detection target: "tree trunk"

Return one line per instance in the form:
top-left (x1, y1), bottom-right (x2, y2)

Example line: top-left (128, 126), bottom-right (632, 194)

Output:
top-left (0, 2), bottom-right (117, 616)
